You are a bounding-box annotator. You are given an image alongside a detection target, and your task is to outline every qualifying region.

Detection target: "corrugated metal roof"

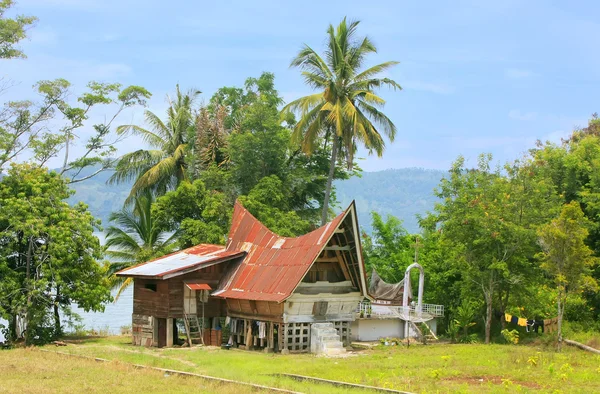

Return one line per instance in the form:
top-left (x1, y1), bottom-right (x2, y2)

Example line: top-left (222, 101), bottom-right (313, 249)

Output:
top-left (186, 283), bottom-right (212, 290)
top-left (116, 244), bottom-right (245, 279)
top-left (213, 202), bottom-right (350, 303)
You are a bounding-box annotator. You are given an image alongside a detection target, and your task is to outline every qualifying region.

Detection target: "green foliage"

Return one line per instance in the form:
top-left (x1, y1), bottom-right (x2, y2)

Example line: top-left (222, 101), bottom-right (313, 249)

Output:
top-left (501, 329), bottom-right (520, 345)
top-left (110, 85), bottom-right (195, 200)
top-left (0, 164), bottom-right (111, 344)
top-left (152, 179), bottom-right (230, 248)
top-left (362, 211), bottom-right (415, 282)
top-left (537, 201), bottom-right (598, 344)
top-left (283, 17), bottom-right (400, 224)
top-left (0, 0), bottom-right (37, 59)
top-left (0, 79), bottom-right (151, 183)
top-left (239, 175), bottom-right (311, 237)
top-left (105, 192), bottom-right (178, 299)
top-left (422, 153), bottom-right (560, 343)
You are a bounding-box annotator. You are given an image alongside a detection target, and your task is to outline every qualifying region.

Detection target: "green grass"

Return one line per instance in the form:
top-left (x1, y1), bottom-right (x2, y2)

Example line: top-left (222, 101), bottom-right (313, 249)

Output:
top-left (5, 336), bottom-right (600, 393)
top-left (0, 348), bottom-right (254, 393)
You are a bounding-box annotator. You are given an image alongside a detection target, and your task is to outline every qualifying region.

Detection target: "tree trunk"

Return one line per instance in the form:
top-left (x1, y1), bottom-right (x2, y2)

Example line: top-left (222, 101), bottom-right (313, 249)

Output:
top-left (485, 297), bottom-right (492, 344)
top-left (557, 290), bottom-right (565, 351)
top-left (321, 136), bottom-right (339, 225)
top-left (24, 237), bottom-right (33, 345)
top-left (54, 285), bottom-right (61, 338)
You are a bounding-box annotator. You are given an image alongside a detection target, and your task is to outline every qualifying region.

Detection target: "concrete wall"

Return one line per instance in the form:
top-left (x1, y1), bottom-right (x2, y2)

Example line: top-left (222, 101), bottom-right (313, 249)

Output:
top-left (350, 319), bottom-right (404, 341)
top-left (350, 318), bottom-right (438, 341)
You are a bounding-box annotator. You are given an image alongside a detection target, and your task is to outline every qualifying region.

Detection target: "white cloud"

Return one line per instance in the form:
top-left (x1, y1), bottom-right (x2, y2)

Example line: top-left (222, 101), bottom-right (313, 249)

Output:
top-left (508, 109), bottom-right (537, 121)
top-left (504, 68), bottom-right (539, 79)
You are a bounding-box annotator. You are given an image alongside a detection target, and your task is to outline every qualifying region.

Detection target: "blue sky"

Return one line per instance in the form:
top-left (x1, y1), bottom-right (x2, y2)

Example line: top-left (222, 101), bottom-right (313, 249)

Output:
top-left (4, 0), bottom-right (600, 171)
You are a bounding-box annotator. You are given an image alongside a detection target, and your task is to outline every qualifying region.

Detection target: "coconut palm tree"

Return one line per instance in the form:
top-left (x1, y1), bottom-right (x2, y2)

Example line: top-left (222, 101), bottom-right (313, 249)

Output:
top-left (105, 192), bottom-right (177, 300)
top-left (109, 85), bottom-right (200, 202)
top-left (282, 18), bottom-right (401, 224)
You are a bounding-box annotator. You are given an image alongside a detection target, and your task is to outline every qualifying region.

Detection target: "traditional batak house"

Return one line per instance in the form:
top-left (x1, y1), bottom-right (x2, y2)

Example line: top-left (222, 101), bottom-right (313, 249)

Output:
top-left (117, 201), bottom-right (369, 354)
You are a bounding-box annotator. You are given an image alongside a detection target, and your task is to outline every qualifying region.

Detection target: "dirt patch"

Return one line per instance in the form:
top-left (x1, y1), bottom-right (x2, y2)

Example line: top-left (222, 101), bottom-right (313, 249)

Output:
top-left (443, 375), bottom-right (542, 389)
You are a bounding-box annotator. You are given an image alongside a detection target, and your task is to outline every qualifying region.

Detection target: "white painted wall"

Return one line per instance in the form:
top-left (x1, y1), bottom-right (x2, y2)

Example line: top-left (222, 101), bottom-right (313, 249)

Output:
top-left (350, 319), bottom-right (404, 341)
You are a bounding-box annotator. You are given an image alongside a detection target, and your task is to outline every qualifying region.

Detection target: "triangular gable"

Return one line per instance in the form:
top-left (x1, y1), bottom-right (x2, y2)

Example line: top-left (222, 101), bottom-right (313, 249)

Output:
top-left (212, 201), bottom-right (369, 302)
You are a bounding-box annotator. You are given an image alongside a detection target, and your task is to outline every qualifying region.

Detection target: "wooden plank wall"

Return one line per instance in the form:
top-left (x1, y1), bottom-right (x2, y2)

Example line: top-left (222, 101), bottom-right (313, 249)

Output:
top-left (133, 280), bottom-right (170, 318)
top-left (226, 299), bottom-right (284, 322)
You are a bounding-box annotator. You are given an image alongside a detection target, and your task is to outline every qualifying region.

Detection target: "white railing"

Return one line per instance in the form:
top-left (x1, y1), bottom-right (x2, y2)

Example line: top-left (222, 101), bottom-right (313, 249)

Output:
top-left (357, 301), bottom-right (444, 319)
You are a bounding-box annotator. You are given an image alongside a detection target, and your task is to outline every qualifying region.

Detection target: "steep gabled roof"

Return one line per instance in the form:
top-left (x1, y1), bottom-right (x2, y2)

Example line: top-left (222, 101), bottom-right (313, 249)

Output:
top-left (212, 201), bottom-right (368, 302)
top-left (116, 244), bottom-right (245, 280)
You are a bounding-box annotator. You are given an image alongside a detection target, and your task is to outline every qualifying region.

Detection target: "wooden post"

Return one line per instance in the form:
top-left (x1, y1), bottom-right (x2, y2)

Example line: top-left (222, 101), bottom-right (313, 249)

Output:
top-left (166, 318), bottom-right (173, 347)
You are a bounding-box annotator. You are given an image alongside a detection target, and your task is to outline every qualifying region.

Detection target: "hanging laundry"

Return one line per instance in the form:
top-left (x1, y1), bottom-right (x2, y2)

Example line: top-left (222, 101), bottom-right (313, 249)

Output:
top-left (544, 318), bottom-right (553, 333)
top-left (510, 315), bottom-right (518, 325)
top-left (225, 316), bottom-right (230, 326)
top-left (517, 317), bottom-right (527, 327)
top-left (258, 322), bottom-right (266, 339)
top-left (526, 320), bottom-right (534, 332)
top-left (505, 313), bottom-right (512, 323)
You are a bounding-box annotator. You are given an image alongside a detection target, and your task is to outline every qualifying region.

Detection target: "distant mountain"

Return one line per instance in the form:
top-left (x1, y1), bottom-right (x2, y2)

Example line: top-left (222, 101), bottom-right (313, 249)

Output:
top-left (334, 168), bottom-right (445, 234)
top-left (64, 167), bottom-right (445, 234)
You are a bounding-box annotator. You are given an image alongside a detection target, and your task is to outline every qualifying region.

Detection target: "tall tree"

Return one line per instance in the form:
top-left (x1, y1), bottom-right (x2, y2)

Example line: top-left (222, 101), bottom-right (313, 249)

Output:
top-left (282, 17), bottom-right (401, 224)
top-left (110, 85), bottom-right (199, 201)
top-left (105, 192), bottom-right (177, 299)
top-left (0, 164), bottom-right (111, 343)
top-left (0, 0), bottom-right (36, 59)
top-left (0, 79), bottom-right (151, 180)
top-left (537, 202), bottom-right (598, 349)
top-left (423, 154), bottom-right (559, 343)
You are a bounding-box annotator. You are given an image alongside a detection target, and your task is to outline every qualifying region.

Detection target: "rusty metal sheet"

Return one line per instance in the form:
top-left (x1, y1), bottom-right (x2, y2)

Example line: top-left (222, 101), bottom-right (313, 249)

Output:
top-left (186, 283), bottom-right (212, 290)
top-left (210, 201), bottom-right (358, 302)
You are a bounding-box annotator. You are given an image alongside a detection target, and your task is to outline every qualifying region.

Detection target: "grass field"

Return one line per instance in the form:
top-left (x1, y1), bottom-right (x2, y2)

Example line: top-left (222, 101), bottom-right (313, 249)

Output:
top-left (3, 336), bottom-right (600, 393)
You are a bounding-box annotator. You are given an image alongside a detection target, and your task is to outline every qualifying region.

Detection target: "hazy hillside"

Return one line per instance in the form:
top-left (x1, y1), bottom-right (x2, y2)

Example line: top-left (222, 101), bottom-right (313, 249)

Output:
top-left (334, 168), bottom-right (445, 233)
top-left (65, 167), bottom-right (445, 234)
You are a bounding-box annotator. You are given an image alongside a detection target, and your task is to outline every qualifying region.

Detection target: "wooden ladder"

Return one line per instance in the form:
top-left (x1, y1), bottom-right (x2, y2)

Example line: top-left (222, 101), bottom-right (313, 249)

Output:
top-left (183, 313), bottom-right (204, 347)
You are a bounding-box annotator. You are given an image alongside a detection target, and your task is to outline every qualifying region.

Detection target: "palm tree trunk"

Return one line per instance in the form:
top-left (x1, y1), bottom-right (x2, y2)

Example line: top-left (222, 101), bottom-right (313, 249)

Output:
top-left (321, 136), bottom-right (339, 225)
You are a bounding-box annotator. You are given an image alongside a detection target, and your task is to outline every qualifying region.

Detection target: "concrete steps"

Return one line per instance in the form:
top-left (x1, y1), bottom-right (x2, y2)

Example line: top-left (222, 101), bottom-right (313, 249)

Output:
top-left (310, 323), bottom-right (345, 355)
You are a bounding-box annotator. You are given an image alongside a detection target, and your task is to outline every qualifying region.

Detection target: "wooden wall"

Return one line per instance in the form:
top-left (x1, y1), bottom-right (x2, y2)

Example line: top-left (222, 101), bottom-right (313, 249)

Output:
top-left (226, 299), bottom-right (284, 322)
top-left (133, 279), bottom-right (170, 318)
top-left (132, 262), bottom-right (231, 319)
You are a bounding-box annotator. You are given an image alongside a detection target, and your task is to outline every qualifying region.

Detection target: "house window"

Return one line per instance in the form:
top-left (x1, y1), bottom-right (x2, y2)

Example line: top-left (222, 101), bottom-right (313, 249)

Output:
top-left (144, 283), bottom-right (157, 292)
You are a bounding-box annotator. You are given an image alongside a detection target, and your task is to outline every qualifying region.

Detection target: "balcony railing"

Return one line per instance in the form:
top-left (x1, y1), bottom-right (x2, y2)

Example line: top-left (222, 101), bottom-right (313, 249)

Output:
top-left (357, 301), bottom-right (444, 320)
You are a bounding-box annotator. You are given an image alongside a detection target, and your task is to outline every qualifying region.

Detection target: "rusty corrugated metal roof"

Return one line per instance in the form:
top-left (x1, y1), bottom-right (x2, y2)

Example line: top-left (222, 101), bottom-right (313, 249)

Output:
top-left (211, 202), bottom-right (350, 303)
top-left (115, 244), bottom-right (245, 279)
top-left (186, 283), bottom-right (212, 290)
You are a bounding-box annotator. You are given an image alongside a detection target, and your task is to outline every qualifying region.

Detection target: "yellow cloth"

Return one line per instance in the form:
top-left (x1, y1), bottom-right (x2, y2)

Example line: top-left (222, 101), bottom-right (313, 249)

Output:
top-left (517, 317), bottom-right (527, 327)
top-left (505, 313), bottom-right (512, 322)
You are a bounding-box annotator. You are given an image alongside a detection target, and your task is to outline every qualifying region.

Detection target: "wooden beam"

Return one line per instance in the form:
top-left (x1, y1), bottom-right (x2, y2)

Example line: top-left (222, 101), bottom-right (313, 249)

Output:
top-left (315, 257), bottom-right (339, 263)
top-left (324, 246), bottom-right (351, 251)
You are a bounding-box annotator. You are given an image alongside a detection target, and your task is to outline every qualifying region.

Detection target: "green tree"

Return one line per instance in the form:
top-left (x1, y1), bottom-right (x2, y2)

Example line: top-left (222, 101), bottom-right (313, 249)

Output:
top-left (362, 212), bottom-right (415, 283)
top-left (282, 17), bottom-right (401, 224)
top-left (0, 164), bottom-right (111, 343)
top-left (531, 115), bottom-right (600, 321)
top-left (0, 0), bottom-right (36, 59)
top-left (110, 85), bottom-right (198, 200)
top-left (423, 154), bottom-right (559, 343)
top-left (152, 179), bottom-right (231, 248)
top-left (0, 79), bottom-right (151, 180)
top-left (537, 202), bottom-right (598, 348)
top-left (239, 175), bottom-right (311, 237)
top-left (105, 192), bottom-right (177, 299)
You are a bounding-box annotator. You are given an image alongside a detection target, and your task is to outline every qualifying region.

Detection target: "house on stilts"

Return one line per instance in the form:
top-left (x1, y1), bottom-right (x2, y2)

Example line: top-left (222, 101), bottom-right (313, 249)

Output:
top-left (116, 201), bottom-right (443, 354)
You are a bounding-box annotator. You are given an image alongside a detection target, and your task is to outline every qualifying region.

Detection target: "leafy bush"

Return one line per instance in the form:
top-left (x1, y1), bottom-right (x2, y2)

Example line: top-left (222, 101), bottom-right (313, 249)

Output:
top-left (501, 329), bottom-right (520, 345)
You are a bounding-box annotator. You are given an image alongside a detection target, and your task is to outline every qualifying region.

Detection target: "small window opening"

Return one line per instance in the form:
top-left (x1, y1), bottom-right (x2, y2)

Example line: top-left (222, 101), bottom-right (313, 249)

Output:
top-left (144, 283), bottom-right (157, 292)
